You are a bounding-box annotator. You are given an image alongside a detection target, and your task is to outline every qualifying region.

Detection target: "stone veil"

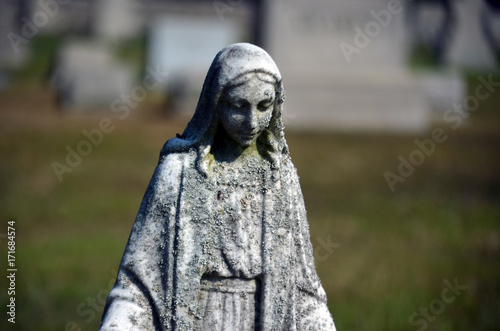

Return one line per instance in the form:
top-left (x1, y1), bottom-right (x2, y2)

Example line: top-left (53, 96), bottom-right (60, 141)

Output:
top-left (99, 43), bottom-right (336, 330)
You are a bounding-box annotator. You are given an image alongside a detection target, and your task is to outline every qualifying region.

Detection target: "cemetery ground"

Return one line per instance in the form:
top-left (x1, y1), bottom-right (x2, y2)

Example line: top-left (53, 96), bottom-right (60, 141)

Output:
top-left (1, 73), bottom-right (499, 330)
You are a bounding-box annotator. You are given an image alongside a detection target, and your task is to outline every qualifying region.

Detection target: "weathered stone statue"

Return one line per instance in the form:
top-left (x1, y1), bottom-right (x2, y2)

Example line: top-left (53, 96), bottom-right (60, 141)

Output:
top-left (100, 43), bottom-right (336, 330)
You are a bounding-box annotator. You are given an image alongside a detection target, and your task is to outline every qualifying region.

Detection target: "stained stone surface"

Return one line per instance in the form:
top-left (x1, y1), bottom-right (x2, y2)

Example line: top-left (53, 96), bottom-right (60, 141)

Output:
top-left (100, 43), bottom-right (336, 330)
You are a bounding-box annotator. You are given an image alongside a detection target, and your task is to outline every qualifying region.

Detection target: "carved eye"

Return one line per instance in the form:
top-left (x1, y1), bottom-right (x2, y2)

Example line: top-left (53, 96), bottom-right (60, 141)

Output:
top-left (227, 98), bottom-right (247, 110)
top-left (258, 99), bottom-right (274, 112)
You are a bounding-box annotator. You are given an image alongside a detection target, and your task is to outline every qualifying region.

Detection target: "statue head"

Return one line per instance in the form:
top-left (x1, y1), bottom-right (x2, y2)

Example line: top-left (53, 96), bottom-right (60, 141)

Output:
top-left (160, 43), bottom-right (289, 172)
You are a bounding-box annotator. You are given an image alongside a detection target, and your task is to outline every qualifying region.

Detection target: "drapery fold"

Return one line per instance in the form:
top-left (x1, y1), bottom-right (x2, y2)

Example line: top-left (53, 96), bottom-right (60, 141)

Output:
top-left (100, 152), bottom-right (334, 330)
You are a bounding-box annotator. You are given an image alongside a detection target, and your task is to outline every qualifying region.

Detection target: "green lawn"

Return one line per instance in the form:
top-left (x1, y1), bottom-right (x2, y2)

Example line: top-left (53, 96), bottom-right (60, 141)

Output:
top-left (0, 73), bottom-right (499, 330)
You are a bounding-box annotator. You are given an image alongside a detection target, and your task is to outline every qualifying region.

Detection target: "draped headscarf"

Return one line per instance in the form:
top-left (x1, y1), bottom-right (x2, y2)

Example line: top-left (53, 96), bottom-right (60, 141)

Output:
top-left (159, 43), bottom-right (288, 171)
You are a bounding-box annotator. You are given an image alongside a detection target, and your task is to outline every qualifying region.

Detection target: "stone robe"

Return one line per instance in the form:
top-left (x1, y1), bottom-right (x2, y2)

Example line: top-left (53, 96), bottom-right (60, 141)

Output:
top-left (100, 150), bottom-right (335, 330)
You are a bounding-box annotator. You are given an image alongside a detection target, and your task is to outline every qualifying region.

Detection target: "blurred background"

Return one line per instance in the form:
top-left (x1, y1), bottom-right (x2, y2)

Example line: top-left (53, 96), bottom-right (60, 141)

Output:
top-left (0, 0), bottom-right (499, 330)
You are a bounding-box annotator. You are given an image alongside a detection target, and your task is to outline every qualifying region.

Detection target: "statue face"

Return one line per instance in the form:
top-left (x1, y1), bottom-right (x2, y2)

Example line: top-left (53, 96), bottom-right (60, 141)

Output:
top-left (219, 75), bottom-right (275, 147)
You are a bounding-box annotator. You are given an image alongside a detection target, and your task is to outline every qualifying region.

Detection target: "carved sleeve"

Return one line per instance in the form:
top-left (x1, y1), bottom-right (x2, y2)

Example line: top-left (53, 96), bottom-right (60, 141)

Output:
top-left (290, 167), bottom-right (337, 331)
top-left (100, 155), bottom-right (185, 331)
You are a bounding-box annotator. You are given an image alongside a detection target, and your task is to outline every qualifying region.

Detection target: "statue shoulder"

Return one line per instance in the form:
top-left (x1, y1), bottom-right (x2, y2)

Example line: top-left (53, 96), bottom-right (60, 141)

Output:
top-left (154, 149), bottom-right (197, 181)
top-left (136, 150), bottom-right (197, 216)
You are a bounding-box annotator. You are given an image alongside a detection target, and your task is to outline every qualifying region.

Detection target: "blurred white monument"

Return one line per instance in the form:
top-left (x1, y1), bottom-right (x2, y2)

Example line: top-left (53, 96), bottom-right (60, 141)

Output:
top-left (148, 17), bottom-right (240, 83)
top-left (51, 41), bottom-right (134, 110)
top-left (147, 16), bottom-right (242, 111)
top-left (94, 0), bottom-right (142, 40)
top-left (445, 0), bottom-right (498, 69)
top-left (264, 0), bottom-right (431, 133)
top-left (0, 0), bottom-right (30, 69)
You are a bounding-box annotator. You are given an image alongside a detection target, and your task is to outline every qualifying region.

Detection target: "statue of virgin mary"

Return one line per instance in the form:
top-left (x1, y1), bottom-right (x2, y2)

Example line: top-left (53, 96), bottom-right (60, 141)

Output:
top-left (100, 43), bottom-right (336, 331)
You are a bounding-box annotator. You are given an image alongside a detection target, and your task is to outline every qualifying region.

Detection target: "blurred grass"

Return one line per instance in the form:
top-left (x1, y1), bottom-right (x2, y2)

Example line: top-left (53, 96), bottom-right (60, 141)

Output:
top-left (0, 39), bottom-right (499, 329)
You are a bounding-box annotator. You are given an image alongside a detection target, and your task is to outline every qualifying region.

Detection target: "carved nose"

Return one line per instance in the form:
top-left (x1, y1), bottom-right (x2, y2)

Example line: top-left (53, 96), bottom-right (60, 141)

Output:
top-left (245, 107), bottom-right (258, 131)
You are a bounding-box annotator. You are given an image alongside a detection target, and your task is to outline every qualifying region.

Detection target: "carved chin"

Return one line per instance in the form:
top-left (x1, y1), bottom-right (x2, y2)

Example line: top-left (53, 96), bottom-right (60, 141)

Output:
top-left (233, 133), bottom-right (258, 146)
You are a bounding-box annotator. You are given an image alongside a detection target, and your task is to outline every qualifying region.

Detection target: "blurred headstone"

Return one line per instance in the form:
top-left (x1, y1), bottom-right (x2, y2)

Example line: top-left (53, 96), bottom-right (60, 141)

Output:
top-left (445, 0), bottom-right (497, 69)
top-left (51, 41), bottom-right (134, 110)
top-left (264, 0), bottom-right (430, 133)
top-left (93, 0), bottom-right (142, 40)
top-left (418, 71), bottom-right (466, 113)
top-left (147, 16), bottom-right (241, 112)
top-left (0, 0), bottom-right (30, 68)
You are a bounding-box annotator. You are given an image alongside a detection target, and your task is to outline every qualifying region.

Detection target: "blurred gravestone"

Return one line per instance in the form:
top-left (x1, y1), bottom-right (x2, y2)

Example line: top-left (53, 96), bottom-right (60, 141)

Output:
top-left (93, 0), bottom-right (142, 40)
top-left (419, 71), bottom-right (466, 113)
top-left (0, 0), bottom-right (30, 69)
top-left (147, 16), bottom-right (241, 112)
top-left (445, 0), bottom-right (498, 69)
top-left (264, 0), bottom-right (431, 133)
top-left (51, 41), bottom-right (134, 111)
